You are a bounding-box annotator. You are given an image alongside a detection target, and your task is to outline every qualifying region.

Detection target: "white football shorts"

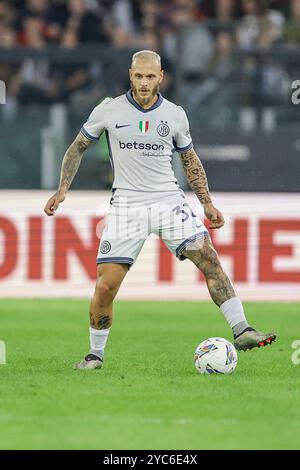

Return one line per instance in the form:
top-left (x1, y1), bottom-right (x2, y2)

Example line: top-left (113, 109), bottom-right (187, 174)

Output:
top-left (96, 189), bottom-right (208, 267)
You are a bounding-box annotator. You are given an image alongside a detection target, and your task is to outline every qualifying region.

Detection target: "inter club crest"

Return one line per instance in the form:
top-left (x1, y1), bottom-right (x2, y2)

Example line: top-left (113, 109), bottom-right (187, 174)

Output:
top-left (157, 121), bottom-right (170, 137)
top-left (100, 240), bottom-right (111, 254)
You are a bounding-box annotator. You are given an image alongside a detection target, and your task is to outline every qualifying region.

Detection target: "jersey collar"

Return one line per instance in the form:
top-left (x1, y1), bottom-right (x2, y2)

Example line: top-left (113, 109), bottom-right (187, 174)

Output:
top-left (126, 89), bottom-right (163, 113)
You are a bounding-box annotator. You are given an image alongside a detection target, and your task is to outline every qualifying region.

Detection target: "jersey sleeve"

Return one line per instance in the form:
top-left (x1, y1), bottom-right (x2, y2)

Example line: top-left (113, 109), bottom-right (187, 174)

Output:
top-left (173, 107), bottom-right (193, 153)
top-left (80, 97), bottom-right (111, 141)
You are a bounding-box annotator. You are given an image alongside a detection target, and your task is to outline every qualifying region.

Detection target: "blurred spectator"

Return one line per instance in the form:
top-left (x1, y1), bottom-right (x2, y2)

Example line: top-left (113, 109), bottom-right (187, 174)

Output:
top-left (44, 1), bottom-right (68, 44)
top-left (45, 27), bottom-right (92, 103)
top-left (111, 0), bottom-right (137, 35)
top-left (15, 0), bottom-right (49, 35)
top-left (64, 0), bottom-right (108, 43)
top-left (236, 1), bottom-right (289, 105)
top-left (139, 0), bottom-right (161, 30)
top-left (204, 0), bottom-right (238, 21)
top-left (283, 0), bottom-right (300, 45)
top-left (110, 26), bottom-right (133, 49)
top-left (291, 0), bottom-right (300, 21)
top-left (163, 0), bottom-right (214, 77)
top-left (61, 27), bottom-right (79, 49)
top-left (18, 13), bottom-right (46, 48)
top-left (15, 56), bottom-right (50, 104)
top-left (209, 29), bottom-right (236, 79)
top-left (137, 27), bottom-right (161, 50)
top-left (236, 0), bottom-right (284, 49)
top-left (215, 0), bottom-right (237, 20)
top-left (191, 29), bottom-right (237, 106)
top-left (0, 20), bottom-right (17, 47)
top-left (24, 0), bottom-right (50, 15)
top-left (0, 0), bottom-right (16, 24)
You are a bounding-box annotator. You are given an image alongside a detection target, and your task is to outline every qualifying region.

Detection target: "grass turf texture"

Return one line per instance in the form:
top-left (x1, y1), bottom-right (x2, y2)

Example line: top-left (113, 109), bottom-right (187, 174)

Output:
top-left (0, 299), bottom-right (300, 450)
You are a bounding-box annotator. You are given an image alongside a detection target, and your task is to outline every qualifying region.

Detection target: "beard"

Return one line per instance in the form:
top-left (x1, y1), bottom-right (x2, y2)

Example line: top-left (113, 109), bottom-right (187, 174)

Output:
top-left (131, 81), bottom-right (160, 105)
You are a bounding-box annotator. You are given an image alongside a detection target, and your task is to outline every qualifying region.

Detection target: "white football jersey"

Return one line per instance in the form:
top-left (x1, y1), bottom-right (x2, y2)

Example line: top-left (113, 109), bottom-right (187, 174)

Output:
top-left (81, 90), bottom-right (193, 192)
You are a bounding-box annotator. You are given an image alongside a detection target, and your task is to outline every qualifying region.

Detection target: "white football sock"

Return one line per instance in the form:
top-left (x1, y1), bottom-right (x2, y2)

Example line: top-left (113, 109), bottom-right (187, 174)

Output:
top-left (220, 297), bottom-right (249, 336)
top-left (89, 327), bottom-right (110, 360)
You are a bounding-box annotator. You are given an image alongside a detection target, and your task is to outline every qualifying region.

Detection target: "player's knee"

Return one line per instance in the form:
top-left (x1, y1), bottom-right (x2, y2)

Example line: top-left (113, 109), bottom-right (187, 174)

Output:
top-left (95, 278), bottom-right (117, 305)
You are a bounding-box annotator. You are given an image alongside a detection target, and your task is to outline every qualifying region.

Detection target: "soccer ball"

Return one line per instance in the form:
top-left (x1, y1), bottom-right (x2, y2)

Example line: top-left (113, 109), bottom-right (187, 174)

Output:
top-left (194, 337), bottom-right (238, 375)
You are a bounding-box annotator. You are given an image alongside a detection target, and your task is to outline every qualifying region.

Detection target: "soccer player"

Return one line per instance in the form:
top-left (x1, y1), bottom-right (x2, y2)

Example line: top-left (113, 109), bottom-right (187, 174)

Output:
top-left (44, 50), bottom-right (276, 370)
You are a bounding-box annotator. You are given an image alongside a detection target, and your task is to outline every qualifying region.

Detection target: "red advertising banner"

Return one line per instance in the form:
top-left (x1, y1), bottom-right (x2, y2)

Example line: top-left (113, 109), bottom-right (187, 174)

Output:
top-left (0, 191), bottom-right (299, 300)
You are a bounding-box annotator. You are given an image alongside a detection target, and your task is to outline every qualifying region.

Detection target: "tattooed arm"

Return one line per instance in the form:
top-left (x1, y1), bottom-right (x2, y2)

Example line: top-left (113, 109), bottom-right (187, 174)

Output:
top-left (44, 132), bottom-right (92, 216)
top-left (180, 147), bottom-right (212, 205)
top-left (180, 147), bottom-right (225, 229)
top-left (58, 132), bottom-right (92, 193)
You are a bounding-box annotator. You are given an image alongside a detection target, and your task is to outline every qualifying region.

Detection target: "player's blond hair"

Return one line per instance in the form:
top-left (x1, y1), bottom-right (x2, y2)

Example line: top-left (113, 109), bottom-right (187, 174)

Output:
top-left (131, 50), bottom-right (161, 68)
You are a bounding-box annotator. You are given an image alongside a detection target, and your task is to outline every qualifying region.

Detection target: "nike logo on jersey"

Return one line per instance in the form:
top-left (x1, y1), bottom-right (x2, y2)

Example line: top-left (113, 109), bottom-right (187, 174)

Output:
top-left (115, 124), bottom-right (131, 128)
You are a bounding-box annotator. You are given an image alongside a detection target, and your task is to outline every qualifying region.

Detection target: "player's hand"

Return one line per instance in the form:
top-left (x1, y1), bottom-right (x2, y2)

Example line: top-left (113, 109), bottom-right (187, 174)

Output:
top-left (204, 203), bottom-right (225, 229)
top-left (44, 191), bottom-right (65, 216)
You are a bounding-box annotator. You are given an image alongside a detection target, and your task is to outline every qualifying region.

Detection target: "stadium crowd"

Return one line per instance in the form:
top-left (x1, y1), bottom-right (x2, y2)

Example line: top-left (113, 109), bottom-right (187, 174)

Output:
top-left (0, 0), bottom-right (299, 107)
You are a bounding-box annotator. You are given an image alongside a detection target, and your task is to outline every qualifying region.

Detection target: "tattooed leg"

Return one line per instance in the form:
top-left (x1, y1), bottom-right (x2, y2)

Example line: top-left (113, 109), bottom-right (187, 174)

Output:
top-left (182, 236), bottom-right (252, 336)
top-left (89, 295), bottom-right (113, 330)
top-left (89, 263), bottom-right (129, 330)
top-left (89, 288), bottom-right (113, 331)
top-left (87, 263), bottom-right (129, 361)
top-left (182, 237), bottom-right (235, 306)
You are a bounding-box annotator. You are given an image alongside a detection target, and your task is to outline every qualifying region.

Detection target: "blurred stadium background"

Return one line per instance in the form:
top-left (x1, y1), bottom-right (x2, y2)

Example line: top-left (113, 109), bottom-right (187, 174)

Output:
top-left (0, 0), bottom-right (299, 301)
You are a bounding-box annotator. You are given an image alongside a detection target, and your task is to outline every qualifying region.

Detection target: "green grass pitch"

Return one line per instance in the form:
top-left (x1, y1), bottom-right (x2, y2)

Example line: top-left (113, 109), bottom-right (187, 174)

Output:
top-left (0, 299), bottom-right (300, 450)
